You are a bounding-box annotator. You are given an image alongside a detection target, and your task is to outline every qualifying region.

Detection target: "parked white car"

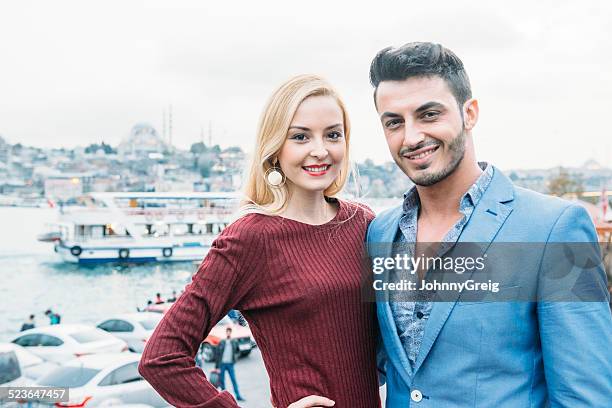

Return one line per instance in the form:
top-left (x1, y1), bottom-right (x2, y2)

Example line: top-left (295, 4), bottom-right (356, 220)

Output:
top-left (0, 342), bottom-right (59, 381)
top-left (0, 344), bottom-right (32, 407)
top-left (33, 353), bottom-right (168, 407)
top-left (0, 343), bottom-right (31, 386)
top-left (96, 313), bottom-right (162, 353)
top-left (10, 324), bottom-right (128, 363)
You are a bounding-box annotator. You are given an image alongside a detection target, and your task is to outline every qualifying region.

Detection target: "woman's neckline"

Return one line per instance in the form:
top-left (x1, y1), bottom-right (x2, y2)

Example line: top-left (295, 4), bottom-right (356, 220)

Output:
top-left (276, 197), bottom-right (343, 227)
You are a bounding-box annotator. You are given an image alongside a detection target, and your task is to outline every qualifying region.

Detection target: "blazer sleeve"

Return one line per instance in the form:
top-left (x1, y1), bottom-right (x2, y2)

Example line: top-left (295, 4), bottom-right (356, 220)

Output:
top-left (138, 216), bottom-right (266, 408)
top-left (537, 204), bottom-right (612, 407)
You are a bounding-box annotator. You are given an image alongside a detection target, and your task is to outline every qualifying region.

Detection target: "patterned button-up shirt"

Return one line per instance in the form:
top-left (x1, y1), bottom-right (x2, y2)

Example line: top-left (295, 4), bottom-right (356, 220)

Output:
top-left (389, 162), bottom-right (494, 369)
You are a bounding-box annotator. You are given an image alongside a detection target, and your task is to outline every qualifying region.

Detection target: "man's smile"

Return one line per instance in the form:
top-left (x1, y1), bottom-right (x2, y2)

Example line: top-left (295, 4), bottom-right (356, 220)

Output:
top-left (403, 144), bottom-right (440, 165)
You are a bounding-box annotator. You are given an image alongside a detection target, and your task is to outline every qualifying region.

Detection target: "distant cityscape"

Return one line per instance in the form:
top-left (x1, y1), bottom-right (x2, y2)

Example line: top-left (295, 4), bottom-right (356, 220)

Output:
top-left (0, 122), bottom-right (610, 208)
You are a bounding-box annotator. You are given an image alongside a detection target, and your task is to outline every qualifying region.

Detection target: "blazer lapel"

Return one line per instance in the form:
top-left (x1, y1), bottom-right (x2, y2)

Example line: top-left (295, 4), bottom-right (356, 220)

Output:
top-left (412, 168), bottom-right (515, 374)
top-left (373, 206), bottom-right (414, 386)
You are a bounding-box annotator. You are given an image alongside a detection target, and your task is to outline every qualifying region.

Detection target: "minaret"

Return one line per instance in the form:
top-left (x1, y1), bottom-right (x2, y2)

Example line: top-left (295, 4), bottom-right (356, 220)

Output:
top-left (162, 108), bottom-right (166, 141)
top-left (208, 120), bottom-right (212, 147)
top-left (168, 104), bottom-right (173, 149)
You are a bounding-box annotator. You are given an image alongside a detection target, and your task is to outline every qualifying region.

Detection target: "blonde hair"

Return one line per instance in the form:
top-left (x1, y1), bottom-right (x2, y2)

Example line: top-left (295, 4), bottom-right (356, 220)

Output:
top-left (241, 74), bottom-right (351, 215)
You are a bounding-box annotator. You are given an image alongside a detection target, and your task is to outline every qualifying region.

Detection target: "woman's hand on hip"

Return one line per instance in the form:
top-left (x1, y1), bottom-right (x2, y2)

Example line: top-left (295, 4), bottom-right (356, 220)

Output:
top-left (286, 395), bottom-right (335, 408)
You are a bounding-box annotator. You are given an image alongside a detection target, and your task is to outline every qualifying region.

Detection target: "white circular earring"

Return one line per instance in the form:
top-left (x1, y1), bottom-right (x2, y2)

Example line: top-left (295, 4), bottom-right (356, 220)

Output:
top-left (265, 166), bottom-right (285, 187)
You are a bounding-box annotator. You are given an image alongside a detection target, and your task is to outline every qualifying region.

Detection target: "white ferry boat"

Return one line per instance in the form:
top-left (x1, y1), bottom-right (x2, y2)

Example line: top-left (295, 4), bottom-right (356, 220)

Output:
top-left (38, 192), bottom-right (239, 264)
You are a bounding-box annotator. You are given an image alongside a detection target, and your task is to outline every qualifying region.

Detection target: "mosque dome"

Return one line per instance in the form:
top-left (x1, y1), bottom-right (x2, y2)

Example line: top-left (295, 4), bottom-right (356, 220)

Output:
top-left (118, 123), bottom-right (166, 156)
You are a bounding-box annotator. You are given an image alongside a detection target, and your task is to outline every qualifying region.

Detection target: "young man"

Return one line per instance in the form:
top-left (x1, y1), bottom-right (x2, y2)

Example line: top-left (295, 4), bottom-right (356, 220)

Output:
top-left (20, 314), bottom-right (35, 331)
top-left (44, 309), bottom-right (61, 325)
top-left (366, 42), bottom-right (611, 407)
top-left (215, 327), bottom-right (245, 402)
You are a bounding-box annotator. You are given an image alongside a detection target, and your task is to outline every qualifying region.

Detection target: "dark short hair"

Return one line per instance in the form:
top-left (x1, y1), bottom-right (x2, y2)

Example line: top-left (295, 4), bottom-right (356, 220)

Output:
top-left (370, 42), bottom-right (472, 108)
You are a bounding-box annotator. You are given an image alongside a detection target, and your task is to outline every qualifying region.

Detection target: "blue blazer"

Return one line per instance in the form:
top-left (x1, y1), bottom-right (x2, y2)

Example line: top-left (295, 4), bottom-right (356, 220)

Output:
top-left (367, 168), bottom-right (611, 407)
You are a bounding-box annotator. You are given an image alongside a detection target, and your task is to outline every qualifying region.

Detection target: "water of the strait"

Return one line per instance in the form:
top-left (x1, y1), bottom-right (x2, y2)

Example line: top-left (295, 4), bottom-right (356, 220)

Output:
top-left (0, 200), bottom-right (397, 341)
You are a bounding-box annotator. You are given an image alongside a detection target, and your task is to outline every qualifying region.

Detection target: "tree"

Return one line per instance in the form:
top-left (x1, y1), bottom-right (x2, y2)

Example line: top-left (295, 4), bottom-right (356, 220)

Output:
top-left (84, 142), bottom-right (116, 154)
top-left (100, 142), bottom-right (116, 154)
top-left (197, 153), bottom-right (216, 178)
top-left (190, 142), bottom-right (207, 154)
top-left (548, 168), bottom-right (584, 197)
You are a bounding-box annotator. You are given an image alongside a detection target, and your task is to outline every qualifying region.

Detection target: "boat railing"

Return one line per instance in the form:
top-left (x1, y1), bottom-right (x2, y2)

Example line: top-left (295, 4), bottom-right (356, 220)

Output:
top-left (59, 207), bottom-right (235, 218)
top-left (70, 235), bottom-right (133, 243)
top-left (69, 229), bottom-right (218, 243)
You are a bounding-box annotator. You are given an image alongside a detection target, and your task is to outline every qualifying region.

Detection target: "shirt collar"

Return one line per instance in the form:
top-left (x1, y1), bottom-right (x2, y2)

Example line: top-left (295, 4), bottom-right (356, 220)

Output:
top-left (402, 162), bottom-right (493, 214)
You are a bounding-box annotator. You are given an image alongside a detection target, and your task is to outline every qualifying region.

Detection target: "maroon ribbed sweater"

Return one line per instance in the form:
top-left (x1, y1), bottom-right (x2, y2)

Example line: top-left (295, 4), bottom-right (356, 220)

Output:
top-left (138, 200), bottom-right (380, 408)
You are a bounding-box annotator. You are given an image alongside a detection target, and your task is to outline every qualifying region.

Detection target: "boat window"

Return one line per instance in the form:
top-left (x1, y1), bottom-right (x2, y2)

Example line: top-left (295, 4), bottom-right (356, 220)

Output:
top-left (151, 223), bottom-right (169, 237)
top-left (171, 224), bottom-right (189, 236)
top-left (105, 224), bottom-right (127, 236)
top-left (192, 223), bottom-right (205, 235)
top-left (91, 226), bottom-right (104, 239)
top-left (134, 225), bottom-right (148, 236)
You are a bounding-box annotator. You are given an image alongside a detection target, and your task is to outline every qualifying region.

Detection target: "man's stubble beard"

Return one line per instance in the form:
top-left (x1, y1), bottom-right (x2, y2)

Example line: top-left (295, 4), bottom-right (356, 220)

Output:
top-left (400, 128), bottom-right (466, 187)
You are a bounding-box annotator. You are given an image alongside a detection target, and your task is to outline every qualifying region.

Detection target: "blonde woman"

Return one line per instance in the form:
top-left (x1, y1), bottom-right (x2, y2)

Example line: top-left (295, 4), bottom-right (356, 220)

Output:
top-left (139, 75), bottom-right (380, 408)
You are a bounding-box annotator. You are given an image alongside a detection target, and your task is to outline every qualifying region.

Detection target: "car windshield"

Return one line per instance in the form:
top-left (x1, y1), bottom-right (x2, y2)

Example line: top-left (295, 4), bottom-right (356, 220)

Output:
top-left (37, 366), bottom-right (100, 387)
top-left (139, 319), bottom-right (159, 330)
top-left (70, 329), bottom-right (110, 343)
top-left (0, 351), bottom-right (21, 384)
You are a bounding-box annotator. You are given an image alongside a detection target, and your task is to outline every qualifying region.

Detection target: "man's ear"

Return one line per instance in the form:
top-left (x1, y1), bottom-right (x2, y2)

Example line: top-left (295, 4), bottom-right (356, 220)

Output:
top-left (462, 98), bottom-right (479, 131)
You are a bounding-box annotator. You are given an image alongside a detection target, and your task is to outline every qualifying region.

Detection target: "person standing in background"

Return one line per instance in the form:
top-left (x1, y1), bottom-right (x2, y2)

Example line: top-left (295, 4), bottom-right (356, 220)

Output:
top-left (20, 314), bottom-right (35, 331)
top-left (215, 327), bottom-right (244, 402)
top-left (44, 309), bottom-right (60, 325)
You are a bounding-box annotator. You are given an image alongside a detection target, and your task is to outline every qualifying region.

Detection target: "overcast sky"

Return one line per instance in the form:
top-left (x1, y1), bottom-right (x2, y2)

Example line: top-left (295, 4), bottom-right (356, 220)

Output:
top-left (1, 0), bottom-right (610, 170)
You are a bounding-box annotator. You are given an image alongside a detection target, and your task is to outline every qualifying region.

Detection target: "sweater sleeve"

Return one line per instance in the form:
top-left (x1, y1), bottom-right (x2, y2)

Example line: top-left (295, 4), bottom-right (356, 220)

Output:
top-left (139, 215), bottom-right (266, 407)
